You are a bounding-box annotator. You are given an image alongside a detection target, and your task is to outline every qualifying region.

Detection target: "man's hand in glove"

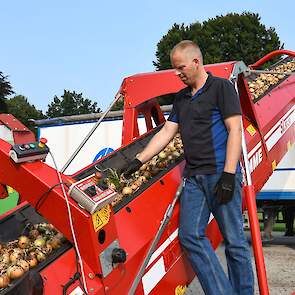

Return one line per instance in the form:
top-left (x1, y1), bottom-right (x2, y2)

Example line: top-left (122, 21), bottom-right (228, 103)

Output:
top-left (120, 158), bottom-right (142, 179)
top-left (214, 172), bottom-right (235, 204)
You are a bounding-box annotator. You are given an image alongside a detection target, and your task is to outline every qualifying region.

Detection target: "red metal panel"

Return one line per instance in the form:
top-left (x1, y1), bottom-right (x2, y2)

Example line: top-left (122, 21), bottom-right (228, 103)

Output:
top-left (0, 114), bottom-right (35, 143)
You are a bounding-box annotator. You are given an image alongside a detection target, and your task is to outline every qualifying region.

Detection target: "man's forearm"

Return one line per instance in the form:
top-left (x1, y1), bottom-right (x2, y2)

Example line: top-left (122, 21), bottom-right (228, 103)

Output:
top-left (224, 129), bottom-right (242, 173)
top-left (137, 125), bottom-right (178, 163)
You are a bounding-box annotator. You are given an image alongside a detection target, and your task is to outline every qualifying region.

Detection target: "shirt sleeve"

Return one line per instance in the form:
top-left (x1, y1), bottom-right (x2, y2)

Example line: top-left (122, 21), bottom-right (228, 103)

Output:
top-left (218, 79), bottom-right (242, 119)
top-left (167, 101), bottom-right (179, 123)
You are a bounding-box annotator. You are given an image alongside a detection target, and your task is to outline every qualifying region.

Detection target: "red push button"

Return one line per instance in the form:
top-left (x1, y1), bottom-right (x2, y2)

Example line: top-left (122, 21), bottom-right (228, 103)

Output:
top-left (39, 138), bottom-right (47, 148)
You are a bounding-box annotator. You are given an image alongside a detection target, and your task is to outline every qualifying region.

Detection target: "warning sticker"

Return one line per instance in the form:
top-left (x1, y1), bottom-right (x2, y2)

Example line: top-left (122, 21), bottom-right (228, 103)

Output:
top-left (246, 124), bottom-right (256, 136)
top-left (69, 286), bottom-right (84, 295)
top-left (92, 205), bottom-right (111, 232)
top-left (175, 285), bottom-right (187, 295)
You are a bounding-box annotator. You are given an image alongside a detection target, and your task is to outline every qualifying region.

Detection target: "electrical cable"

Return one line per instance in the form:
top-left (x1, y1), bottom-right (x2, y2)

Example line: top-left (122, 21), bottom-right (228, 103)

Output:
top-left (49, 151), bottom-right (88, 294)
top-left (35, 182), bottom-right (68, 211)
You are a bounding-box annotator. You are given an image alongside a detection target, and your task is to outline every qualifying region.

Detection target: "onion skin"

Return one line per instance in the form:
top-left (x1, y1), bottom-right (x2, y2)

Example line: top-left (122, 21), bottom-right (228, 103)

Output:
top-left (34, 238), bottom-right (46, 248)
top-left (17, 259), bottom-right (30, 272)
top-left (0, 273), bottom-right (10, 288)
top-left (27, 257), bottom-right (38, 268)
top-left (122, 187), bottom-right (132, 196)
top-left (18, 236), bottom-right (30, 249)
top-left (1, 252), bottom-right (10, 264)
top-left (7, 265), bottom-right (24, 280)
top-left (29, 229), bottom-right (40, 239)
top-left (48, 237), bottom-right (61, 250)
top-left (36, 250), bottom-right (46, 262)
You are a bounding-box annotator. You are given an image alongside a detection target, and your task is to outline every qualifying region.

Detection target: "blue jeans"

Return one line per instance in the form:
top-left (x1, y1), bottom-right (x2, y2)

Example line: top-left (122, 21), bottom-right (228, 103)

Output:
top-left (178, 173), bottom-right (254, 295)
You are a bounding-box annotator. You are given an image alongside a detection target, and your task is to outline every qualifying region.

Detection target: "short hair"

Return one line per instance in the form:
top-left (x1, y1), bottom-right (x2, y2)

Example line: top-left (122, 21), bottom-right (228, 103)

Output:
top-left (170, 40), bottom-right (203, 64)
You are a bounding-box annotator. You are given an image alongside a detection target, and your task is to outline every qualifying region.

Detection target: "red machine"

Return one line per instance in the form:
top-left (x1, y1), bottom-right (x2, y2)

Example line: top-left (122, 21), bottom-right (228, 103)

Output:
top-left (0, 50), bottom-right (294, 295)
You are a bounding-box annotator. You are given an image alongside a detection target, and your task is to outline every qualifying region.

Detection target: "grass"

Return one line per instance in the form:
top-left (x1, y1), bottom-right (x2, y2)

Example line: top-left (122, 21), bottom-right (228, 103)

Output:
top-left (244, 212), bottom-right (287, 232)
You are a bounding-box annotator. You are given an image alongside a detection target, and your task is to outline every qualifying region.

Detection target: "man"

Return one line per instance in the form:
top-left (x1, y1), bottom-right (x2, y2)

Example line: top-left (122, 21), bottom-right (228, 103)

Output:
top-left (123, 40), bottom-right (254, 295)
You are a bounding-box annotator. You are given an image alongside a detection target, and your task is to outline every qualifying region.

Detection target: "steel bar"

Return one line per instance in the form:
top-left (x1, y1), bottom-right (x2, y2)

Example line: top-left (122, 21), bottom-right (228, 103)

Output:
top-left (61, 93), bottom-right (123, 173)
top-left (128, 179), bottom-right (185, 295)
top-left (234, 80), bottom-right (270, 295)
top-left (245, 69), bottom-right (293, 76)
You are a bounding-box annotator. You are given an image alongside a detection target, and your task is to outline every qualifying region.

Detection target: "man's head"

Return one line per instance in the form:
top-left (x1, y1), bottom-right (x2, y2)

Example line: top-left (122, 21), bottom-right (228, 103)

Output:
top-left (170, 40), bottom-right (204, 86)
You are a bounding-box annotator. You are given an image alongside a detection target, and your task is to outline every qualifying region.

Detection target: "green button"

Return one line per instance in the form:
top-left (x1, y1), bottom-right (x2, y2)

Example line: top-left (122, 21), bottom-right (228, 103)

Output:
top-left (29, 143), bottom-right (36, 149)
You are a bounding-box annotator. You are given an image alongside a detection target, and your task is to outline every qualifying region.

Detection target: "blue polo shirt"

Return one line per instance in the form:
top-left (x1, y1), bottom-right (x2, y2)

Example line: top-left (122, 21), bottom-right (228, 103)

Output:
top-left (168, 73), bottom-right (241, 177)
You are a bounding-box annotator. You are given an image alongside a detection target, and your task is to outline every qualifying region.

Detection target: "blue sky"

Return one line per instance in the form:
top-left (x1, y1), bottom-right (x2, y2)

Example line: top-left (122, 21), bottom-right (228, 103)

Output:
top-left (1, 1), bottom-right (294, 113)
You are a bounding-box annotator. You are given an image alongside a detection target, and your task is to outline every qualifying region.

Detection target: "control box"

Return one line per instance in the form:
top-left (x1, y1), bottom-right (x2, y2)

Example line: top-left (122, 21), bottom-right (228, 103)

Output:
top-left (9, 140), bottom-right (49, 163)
top-left (68, 174), bottom-right (117, 214)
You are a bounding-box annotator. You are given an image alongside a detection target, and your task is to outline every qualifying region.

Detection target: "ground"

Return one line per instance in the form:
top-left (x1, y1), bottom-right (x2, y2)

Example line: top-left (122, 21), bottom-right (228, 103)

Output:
top-left (185, 232), bottom-right (295, 295)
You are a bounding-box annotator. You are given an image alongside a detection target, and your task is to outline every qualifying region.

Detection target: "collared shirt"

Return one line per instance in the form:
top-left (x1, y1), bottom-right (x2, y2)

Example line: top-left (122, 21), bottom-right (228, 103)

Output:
top-left (168, 73), bottom-right (241, 177)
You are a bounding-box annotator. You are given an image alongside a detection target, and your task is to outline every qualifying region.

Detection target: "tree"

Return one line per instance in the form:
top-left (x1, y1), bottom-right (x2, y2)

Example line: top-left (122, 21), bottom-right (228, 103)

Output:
top-left (154, 12), bottom-right (281, 71)
top-left (0, 71), bottom-right (14, 113)
top-left (46, 90), bottom-right (101, 118)
top-left (6, 95), bottom-right (46, 132)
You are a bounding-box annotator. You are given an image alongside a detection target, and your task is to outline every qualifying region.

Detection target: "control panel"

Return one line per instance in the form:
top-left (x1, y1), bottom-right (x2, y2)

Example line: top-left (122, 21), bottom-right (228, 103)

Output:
top-left (9, 138), bottom-right (49, 163)
top-left (68, 174), bottom-right (117, 214)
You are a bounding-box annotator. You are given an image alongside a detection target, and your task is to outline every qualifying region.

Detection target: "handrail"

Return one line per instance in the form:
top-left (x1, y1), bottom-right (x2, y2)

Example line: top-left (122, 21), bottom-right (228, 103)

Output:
top-left (250, 50), bottom-right (295, 69)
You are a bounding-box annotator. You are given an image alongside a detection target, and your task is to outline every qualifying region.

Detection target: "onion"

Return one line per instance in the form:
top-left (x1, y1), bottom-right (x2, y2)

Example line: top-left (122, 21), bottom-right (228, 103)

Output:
top-left (143, 171), bottom-right (152, 179)
top-left (167, 142), bottom-right (176, 152)
top-left (0, 273), bottom-right (10, 288)
top-left (36, 250), bottom-right (46, 262)
top-left (95, 171), bottom-right (103, 179)
top-left (135, 178), bottom-right (143, 187)
top-left (29, 229), bottom-right (40, 239)
top-left (34, 238), bottom-right (46, 248)
top-left (18, 236), bottom-right (30, 249)
top-left (27, 257), bottom-right (38, 268)
top-left (7, 265), bottom-right (24, 280)
top-left (44, 243), bottom-right (53, 254)
top-left (131, 183), bottom-right (138, 191)
top-left (10, 249), bottom-right (24, 263)
top-left (55, 232), bottom-right (66, 243)
top-left (172, 151), bottom-right (180, 158)
top-left (17, 259), bottom-right (30, 272)
top-left (167, 155), bottom-right (173, 162)
top-left (139, 176), bottom-right (148, 183)
top-left (122, 186), bottom-right (132, 196)
top-left (48, 237), bottom-right (61, 250)
top-left (109, 183), bottom-right (116, 190)
top-left (156, 161), bottom-right (166, 169)
top-left (139, 164), bottom-right (147, 171)
top-left (1, 252), bottom-right (10, 264)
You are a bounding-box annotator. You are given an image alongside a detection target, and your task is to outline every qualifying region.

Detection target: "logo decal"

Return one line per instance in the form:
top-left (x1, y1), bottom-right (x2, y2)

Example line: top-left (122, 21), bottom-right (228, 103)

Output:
top-left (93, 147), bottom-right (114, 162)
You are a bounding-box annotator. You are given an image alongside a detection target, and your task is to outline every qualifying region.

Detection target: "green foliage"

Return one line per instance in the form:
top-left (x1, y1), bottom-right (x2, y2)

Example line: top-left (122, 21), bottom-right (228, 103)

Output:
top-left (7, 95), bottom-right (45, 132)
top-left (154, 12), bottom-right (281, 71)
top-left (0, 71), bottom-right (14, 113)
top-left (111, 97), bottom-right (124, 111)
top-left (46, 90), bottom-right (101, 117)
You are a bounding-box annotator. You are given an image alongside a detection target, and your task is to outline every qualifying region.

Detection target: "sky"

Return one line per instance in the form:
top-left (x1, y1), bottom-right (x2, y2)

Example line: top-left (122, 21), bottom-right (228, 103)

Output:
top-left (1, 1), bottom-right (294, 113)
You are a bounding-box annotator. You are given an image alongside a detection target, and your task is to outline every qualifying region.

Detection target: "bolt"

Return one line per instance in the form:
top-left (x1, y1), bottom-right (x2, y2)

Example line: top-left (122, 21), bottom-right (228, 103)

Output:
top-left (90, 288), bottom-right (94, 293)
top-left (88, 273), bottom-right (95, 279)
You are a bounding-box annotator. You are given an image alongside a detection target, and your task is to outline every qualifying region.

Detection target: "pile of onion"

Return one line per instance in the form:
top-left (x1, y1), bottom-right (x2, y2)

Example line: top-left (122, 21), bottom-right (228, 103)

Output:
top-left (110, 133), bottom-right (184, 206)
top-left (248, 58), bottom-right (295, 100)
top-left (0, 223), bottom-right (66, 290)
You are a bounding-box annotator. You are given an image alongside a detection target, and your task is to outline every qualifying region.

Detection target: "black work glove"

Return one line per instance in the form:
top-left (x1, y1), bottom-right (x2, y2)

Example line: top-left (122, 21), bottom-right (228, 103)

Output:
top-left (214, 172), bottom-right (235, 205)
top-left (121, 158), bottom-right (142, 178)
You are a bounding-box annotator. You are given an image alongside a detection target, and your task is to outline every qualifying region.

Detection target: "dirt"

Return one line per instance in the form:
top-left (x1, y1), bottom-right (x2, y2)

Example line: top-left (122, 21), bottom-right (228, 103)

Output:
top-left (185, 232), bottom-right (295, 294)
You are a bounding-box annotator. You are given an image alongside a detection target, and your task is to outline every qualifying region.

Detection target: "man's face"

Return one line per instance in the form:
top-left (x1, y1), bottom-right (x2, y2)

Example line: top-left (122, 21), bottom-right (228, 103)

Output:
top-left (171, 50), bottom-right (199, 86)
